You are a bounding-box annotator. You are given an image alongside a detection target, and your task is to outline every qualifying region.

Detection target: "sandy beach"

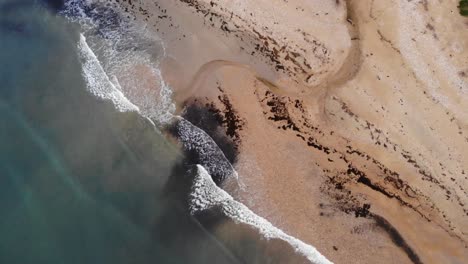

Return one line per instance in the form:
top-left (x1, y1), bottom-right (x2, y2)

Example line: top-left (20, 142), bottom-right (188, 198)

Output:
top-left (118, 0), bottom-right (468, 263)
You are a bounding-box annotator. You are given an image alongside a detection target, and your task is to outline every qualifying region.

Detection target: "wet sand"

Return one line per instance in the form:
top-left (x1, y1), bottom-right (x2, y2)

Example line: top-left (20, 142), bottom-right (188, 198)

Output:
top-left (119, 0), bottom-right (468, 263)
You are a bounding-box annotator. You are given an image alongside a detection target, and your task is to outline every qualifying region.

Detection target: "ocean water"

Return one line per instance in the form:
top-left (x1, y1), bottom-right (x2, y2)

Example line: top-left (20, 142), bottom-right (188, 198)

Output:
top-left (0, 1), bottom-right (329, 263)
top-left (0, 1), bottom-right (238, 263)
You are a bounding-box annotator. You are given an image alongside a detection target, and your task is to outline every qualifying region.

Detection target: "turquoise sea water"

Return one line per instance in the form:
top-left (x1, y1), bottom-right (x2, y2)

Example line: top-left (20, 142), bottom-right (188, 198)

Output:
top-left (0, 1), bottom-right (328, 263)
top-left (0, 1), bottom-right (239, 263)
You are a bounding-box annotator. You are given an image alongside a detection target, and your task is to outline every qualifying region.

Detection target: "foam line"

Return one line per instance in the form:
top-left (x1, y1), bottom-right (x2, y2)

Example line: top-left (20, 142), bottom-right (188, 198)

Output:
top-left (172, 116), bottom-right (239, 184)
top-left (77, 34), bottom-right (140, 113)
top-left (190, 165), bottom-right (332, 264)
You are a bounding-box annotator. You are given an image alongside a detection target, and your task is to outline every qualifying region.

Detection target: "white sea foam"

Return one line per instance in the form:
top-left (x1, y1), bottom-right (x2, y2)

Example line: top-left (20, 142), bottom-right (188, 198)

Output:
top-left (190, 165), bottom-right (332, 264)
top-left (71, 2), bottom-right (329, 263)
top-left (173, 116), bottom-right (239, 183)
top-left (77, 34), bottom-right (140, 113)
top-left (66, 0), bottom-right (175, 124)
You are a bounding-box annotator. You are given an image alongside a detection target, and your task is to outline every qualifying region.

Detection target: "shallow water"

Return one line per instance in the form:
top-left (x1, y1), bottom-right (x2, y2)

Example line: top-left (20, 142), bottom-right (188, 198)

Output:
top-left (0, 1), bottom-right (239, 263)
top-left (0, 1), bottom-right (331, 263)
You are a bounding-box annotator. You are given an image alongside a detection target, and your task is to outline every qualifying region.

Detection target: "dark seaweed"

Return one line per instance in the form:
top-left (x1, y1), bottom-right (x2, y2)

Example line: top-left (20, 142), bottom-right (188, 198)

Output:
top-left (373, 215), bottom-right (423, 264)
top-left (182, 101), bottom-right (241, 164)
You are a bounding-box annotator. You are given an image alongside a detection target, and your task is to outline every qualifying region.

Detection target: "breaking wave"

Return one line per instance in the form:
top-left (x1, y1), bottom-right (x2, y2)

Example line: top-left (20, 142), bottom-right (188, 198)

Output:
top-left (191, 165), bottom-right (332, 264)
top-left (63, 1), bottom-right (331, 263)
top-left (64, 0), bottom-right (175, 124)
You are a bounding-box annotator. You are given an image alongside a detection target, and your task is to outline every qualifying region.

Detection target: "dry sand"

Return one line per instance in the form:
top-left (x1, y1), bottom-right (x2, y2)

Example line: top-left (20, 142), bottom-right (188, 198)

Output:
top-left (119, 0), bottom-right (467, 263)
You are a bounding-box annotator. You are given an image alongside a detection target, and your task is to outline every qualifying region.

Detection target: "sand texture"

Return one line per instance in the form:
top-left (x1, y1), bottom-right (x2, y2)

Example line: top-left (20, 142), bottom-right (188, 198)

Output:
top-left (118, 0), bottom-right (468, 263)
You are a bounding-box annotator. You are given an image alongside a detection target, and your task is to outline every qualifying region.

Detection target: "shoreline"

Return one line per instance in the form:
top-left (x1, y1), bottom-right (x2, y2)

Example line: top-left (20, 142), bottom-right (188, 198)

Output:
top-left (121, 0), bottom-right (468, 263)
